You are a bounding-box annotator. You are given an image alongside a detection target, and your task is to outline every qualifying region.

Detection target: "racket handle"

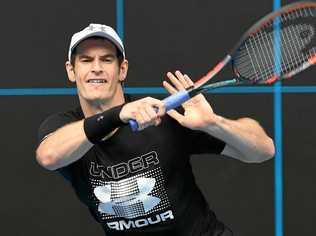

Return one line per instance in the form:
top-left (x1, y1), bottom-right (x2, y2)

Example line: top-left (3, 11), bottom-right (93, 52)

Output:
top-left (128, 119), bottom-right (140, 132)
top-left (128, 90), bottom-right (191, 131)
top-left (163, 89), bottom-right (191, 111)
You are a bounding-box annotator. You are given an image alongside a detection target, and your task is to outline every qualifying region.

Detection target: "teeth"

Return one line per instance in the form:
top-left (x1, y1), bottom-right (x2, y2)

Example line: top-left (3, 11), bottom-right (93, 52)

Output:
top-left (88, 79), bottom-right (106, 83)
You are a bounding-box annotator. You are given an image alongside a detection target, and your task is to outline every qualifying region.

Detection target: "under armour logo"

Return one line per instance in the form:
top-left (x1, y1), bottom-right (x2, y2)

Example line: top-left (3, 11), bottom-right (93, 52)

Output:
top-left (88, 24), bottom-right (107, 32)
top-left (88, 24), bottom-right (95, 31)
top-left (97, 115), bottom-right (104, 122)
top-left (94, 177), bottom-right (161, 219)
top-left (100, 26), bottom-right (106, 32)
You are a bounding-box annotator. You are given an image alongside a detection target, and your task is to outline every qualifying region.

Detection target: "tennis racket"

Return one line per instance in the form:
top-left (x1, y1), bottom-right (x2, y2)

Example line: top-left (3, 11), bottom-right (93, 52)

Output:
top-left (129, 1), bottom-right (316, 131)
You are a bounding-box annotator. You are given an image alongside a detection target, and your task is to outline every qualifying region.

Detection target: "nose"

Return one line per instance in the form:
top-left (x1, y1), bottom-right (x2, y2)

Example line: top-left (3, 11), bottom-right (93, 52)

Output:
top-left (91, 59), bottom-right (103, 74)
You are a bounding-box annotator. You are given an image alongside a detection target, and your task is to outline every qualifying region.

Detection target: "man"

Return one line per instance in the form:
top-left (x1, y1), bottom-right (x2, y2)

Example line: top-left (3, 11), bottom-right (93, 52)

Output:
top-left (36, 23), bottom-right (275, 236)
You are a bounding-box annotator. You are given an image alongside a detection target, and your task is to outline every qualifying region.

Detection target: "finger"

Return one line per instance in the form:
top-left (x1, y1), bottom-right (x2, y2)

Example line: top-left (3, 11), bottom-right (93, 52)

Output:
top-left (144, 104), bottom-right (159, 122)
top-left (163, 80), bottom-right (178, 95)
top-left (139, 108), bottom-right (151, 124)
top-left (135, 112), bottom-right (145, 130)
top-left (167, 109), bottom-right (184, 124)
top-left (167, 72), bottom-right (185, 91)
top-left (145, 97), bottom-right (166, 117)
top-left (138, 110), bottom-right (154, 130)
top-left (175, 71), bottom-right (190, 88)
top-left (154, 117), bottom-right (162, 126)
top-left (155, 102), bottom-right (166, 117)
top-left (184, 74), bottom-right (194, 87)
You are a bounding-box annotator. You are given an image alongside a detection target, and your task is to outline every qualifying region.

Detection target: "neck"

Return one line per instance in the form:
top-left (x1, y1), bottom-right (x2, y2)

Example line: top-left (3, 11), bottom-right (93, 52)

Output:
top-left (80, 88), bottom-right (125, 118)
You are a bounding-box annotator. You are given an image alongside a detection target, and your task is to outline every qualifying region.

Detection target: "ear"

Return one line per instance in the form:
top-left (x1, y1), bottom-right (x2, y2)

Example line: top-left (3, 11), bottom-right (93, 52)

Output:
top-left (119, 59), bottom-right (129, 83)
top-left (65, 61), bottom-right (76, 83)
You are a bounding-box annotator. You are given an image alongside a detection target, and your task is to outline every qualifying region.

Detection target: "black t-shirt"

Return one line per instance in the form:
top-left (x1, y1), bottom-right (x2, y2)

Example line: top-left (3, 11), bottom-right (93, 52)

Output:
top-left (38, 106), bottom-right (226, 236)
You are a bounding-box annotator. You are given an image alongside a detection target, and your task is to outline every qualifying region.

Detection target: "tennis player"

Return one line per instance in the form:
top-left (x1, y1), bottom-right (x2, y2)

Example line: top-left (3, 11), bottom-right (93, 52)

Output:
top-left (36, 23), bottom-right (275, 236)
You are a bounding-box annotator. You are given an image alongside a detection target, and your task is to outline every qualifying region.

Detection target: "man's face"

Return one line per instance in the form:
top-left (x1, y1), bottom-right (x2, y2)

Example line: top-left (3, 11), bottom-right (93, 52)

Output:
top-left (66, 38), bottom-right (127, 104)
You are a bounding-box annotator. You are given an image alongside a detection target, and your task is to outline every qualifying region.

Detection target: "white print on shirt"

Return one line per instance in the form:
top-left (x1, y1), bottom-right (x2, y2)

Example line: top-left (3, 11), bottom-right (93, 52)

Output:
top-left (94, 177), bottom-right (161, 219)
top-left (89, 154), bottom-right (174, 231)
top-left (89, 151), bottom-right (159, 180)
top-left (106, 210), bottom-right (174, 231)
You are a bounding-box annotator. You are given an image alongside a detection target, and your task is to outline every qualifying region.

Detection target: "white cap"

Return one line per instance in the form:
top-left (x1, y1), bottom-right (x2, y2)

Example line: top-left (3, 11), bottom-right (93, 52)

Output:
top-left (68, 23), bottom-right (125, 62)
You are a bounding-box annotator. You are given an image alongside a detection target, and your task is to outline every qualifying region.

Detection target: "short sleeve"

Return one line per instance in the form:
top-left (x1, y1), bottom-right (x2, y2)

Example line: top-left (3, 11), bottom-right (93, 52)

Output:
top-left (38, 112), bottom-right (80, 145)
top-left (189, 130), bottom-right (226, 155)
top-left (37, 110), bottom-right (83, 182)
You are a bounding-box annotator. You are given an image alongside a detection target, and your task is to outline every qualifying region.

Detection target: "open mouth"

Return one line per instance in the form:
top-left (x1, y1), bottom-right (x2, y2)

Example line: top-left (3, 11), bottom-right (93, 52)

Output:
top-left (87, 79), bottom-right (107, 84)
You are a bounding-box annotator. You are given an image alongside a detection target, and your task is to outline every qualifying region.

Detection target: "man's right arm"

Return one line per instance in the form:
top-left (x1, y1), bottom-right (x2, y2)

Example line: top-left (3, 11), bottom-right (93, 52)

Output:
top-left (36, 97), bottom-right (166, 171)
top-left (36, 120), bottom-right (93, 171)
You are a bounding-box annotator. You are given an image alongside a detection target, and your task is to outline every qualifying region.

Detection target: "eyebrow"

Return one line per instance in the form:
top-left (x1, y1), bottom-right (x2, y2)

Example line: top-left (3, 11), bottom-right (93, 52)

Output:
top-left (100, 54), bottom-right (116, 59)
top-left (78, 54), bottom-right (92, 59)
top-left (77, 54), bottom-right (116, 59)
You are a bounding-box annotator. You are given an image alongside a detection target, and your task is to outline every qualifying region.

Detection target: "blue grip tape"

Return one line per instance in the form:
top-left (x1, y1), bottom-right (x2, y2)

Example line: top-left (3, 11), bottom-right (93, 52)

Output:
top-left (128, 90), bottom-right (190, 131)
top-left (163, 90), bottom-right (190, 110)
top-left (129, 119), bottom-right (139, 131)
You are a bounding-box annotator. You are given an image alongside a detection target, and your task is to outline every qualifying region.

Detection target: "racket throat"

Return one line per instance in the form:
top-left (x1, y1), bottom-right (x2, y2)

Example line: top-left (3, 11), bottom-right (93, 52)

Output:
top-left (190, 78), bottom-right (243, 95)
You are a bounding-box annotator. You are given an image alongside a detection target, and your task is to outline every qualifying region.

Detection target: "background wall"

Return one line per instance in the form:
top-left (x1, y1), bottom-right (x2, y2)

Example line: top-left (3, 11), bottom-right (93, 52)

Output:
top-left (1, 0), bottom-right (315, 235)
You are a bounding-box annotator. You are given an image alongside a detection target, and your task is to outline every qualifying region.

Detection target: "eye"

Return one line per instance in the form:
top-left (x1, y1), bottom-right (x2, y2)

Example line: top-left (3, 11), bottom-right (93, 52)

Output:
top-left (102, 56), bottom-right (115, 63)
top-left (80, 58), bottom-right (92, 62)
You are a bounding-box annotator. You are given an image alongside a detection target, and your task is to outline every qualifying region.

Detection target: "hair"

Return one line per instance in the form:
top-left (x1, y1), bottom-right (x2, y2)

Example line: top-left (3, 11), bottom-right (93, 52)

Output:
top-left (70, 36), bottom-right (124, 67)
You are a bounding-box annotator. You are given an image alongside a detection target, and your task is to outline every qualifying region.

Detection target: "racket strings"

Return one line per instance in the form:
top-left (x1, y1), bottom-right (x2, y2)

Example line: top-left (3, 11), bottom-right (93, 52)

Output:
top-left (257, 6), bottom-right (316, 31)
top-left (234, 6), bottom-right (316, 82)
top-left (234, 19), bottom-right (316, 82)
top-left (281, 6), bottom-right (316, 22)
top-left (280, 23), bottom-right (316, 67)
top-left (238, 40), bottom-right (312, 82)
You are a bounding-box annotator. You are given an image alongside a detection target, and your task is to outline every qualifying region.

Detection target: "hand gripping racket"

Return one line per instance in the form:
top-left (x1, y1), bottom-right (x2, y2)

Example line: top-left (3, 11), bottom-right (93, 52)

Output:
top-left (129, 1), bottom-right (316, 131)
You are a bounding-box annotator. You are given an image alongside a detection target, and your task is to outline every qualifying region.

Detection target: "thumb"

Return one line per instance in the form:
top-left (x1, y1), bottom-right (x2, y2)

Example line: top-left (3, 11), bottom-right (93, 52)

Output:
top-left (167, 109), bottom-right (185, 125)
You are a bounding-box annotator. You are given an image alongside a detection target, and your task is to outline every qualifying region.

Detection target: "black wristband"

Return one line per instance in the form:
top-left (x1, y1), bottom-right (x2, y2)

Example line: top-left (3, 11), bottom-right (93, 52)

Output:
top-left (83, 104), bottom-right (125, 144)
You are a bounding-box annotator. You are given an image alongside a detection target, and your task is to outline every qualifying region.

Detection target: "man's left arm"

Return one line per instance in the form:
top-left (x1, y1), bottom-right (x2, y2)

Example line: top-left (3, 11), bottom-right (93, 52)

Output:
top-left (201, 115), bottom-right (275, 163)
top-left (163, 71), bottom-right (275, 163)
